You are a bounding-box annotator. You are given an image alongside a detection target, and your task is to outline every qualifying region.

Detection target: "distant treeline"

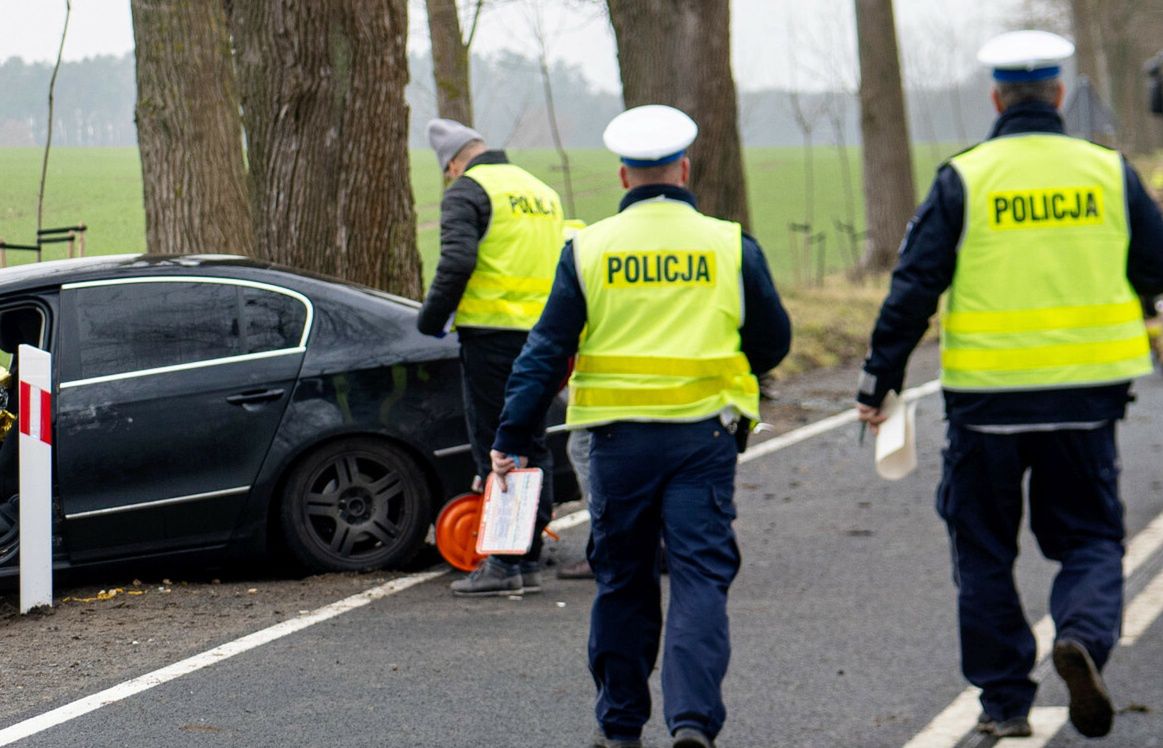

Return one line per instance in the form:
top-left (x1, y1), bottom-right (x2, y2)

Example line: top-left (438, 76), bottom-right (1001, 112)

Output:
top-left (0, 52), bottom-right (998, 150)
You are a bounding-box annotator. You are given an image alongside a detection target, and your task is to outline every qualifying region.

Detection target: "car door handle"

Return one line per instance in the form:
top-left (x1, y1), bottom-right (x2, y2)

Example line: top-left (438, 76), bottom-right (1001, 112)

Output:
top-left (226, 388), bottom-right (285, 405)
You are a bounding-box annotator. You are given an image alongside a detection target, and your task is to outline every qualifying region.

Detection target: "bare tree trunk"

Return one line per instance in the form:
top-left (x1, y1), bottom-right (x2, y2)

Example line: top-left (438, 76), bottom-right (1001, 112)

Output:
top-left (525, 3), bottom-right (576, 216)
top-left (607, 0), bottom-right (751, 230)
top-left (230, 0), bottom-right (421, 298)
top-left (827, 102), bottom-right (862, 271)
top-left (536, 49), bottom-right (576, 218)
top-left (1069, 0), bottom-right (1106, 99)
top-left (854, 0), bottom-right (915, 272)
top-left (426, 0), bottom-right (473, 125)
top-left (131, 0), bottom-right (253, 256)
top-left (1071, 0), bottom-right (1163, 154)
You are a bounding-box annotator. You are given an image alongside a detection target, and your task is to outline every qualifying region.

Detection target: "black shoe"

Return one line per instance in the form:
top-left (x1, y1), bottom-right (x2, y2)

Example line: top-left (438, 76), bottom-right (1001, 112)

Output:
top-left (673, 727), bottom-right (714, 747)
top-left (449, 557), bottom-right (522, 597)
top-left (1053, 638), bottom-right (1114, 738)
top-left (976, 712), bottom-right (1032, 738)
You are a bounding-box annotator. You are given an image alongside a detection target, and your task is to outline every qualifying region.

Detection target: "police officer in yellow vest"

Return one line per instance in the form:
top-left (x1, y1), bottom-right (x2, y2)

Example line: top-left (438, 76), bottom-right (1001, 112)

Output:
top-left (418, 119), bottom-right (564, 596)
top-left (856, 32), bottom-right (1163, 740)
top-left (489, 106), bottom-right (791, 748)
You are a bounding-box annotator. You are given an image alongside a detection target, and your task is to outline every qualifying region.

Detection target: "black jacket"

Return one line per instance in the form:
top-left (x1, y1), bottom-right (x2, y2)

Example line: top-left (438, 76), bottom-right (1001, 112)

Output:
top-left (493, 185), bottom-right (793, 455)
top-left (858, 102), bottom-right (1163, 426)
top-left (416, 150), bottom-right (510, 338)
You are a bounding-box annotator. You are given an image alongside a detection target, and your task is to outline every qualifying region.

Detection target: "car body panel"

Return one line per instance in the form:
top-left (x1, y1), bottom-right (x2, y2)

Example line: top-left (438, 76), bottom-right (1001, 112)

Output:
top-left (0, 255), bottom-right (575, 578)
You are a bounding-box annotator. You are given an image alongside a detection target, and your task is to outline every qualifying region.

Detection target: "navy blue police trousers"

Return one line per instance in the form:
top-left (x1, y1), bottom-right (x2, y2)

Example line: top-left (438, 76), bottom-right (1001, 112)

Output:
top-left (937, 423), bottom-right (1125, 721)
top-left (585, 417), bottom-right (741, 740)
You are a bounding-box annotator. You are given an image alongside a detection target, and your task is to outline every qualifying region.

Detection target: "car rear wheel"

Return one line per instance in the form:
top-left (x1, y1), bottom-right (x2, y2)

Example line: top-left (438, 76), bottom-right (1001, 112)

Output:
top-left (0, 494), bottom-right (17, 566)
top-left (279, 438), bottom-right (431, 573)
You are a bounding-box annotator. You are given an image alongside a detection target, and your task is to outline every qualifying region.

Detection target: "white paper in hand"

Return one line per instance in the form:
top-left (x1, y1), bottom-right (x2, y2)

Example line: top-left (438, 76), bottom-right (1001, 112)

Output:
top-left (875, 391), bottom-right (918, 480)
top-left (477, 468), bottom-right (543, 555)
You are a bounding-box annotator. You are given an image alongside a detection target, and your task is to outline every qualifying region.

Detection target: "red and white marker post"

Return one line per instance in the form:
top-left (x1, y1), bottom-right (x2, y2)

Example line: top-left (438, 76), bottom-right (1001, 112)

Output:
top-left (19, 344), bottom-right (53, 613)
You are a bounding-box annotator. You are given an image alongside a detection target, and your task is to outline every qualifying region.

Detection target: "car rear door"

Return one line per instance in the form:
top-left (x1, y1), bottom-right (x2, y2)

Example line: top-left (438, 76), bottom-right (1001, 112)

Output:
top-left (55, 277), bottom-right (310, 562)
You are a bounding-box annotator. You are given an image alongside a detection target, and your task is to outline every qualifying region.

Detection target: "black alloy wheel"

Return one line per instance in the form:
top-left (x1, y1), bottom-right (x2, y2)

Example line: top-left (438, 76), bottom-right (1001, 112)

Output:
top-left (280, 438), bottom-right (431, 573)
top-left (0, 494), bottom-right (17, 567)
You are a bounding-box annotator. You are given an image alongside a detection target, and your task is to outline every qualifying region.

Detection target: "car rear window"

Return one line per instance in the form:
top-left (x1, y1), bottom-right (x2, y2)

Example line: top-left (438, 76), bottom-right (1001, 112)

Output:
top-left (243, 287), bottom-right (308, 353)
top-left (70, 281), bottom-right (307, 380)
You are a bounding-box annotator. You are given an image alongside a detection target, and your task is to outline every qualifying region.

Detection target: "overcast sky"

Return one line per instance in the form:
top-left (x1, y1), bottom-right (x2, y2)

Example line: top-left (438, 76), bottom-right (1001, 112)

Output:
top-left (0, 0), bottom-right (1036, 92)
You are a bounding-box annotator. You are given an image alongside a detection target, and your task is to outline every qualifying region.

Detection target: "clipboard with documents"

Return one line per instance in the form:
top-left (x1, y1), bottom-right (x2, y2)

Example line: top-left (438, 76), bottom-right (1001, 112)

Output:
top-left (477, 468), bottom-right (544, 555)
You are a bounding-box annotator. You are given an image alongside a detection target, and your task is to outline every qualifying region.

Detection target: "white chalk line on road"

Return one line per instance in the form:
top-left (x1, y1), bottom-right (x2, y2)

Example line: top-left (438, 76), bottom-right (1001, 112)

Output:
top-left (0, 571), bottom-right (445, 746)
top-left (0, 378), bottom-right (942, 745)
top-left (739, 378), bottom-right (942, 464)
top-left (902, 509), bottom-right (1163, 748)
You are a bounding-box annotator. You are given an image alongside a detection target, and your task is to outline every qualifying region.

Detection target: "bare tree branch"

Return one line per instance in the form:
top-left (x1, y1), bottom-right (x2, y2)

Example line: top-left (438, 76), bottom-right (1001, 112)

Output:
top-left (37, 0), bottom-right (71, 245)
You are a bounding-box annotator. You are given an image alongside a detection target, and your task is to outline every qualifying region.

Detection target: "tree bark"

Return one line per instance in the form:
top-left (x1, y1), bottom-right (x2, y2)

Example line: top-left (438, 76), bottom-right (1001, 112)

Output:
top-left (131, 0), bottom-right (253, 256)
top-left (1070, 0), bottom-right (1163, 154)
top-left (229, 0), bottom-right (421, 298)
top-left (607, 0), bottom-right (751, 230)
top-left (854, 0), bottom-right (915, 273)
top-left (425, 0), bottom-right (473, 125)
top-left (1069, 0), bottom-right (1106, 99)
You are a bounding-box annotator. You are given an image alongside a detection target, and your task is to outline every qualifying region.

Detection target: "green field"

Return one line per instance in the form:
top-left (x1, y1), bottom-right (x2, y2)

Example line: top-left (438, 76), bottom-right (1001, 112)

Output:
top-left (1, 145), bottom-right (961, 285)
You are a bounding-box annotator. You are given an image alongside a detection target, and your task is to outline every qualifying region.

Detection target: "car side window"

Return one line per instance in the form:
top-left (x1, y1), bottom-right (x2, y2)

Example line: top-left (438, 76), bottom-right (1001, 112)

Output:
top-left (73, 282), bottom-right (242, 379)
top-left (243, 287), bottom-right (307, 354)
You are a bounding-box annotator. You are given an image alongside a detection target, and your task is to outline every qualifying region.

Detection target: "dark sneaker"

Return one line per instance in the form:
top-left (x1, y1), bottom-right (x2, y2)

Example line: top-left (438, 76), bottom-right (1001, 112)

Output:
top-left (558, 558), bottom-right (595, 579)
top-left (673, 727), bottom-right (714, 747)
top-left (976, 712), bottom-right (1032, 738)
top-left (519, 561), bottom-right (542, 593)
top-left (1053, 638), bottom-right (1114, 738)
top-left (450, 558), bottom-right (522, 597)
top-left (590, 729), bottom-right (642, 748)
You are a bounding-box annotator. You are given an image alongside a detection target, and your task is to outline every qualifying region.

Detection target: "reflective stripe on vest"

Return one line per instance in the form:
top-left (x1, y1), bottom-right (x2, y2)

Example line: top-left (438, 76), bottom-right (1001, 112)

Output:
top-left (456, 163), bottom-right (564, 330)
top-left (566, 199), bottom-right (759, 427)
top-left (943, 134), bottom-right (1151, 390)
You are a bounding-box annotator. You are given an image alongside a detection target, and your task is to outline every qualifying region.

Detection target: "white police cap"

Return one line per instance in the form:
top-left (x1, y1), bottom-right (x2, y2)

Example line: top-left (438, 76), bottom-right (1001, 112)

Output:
top-left (602, 105), bottom-right (698, 167)
top-left (977, 30), bottom-right (1074, 82)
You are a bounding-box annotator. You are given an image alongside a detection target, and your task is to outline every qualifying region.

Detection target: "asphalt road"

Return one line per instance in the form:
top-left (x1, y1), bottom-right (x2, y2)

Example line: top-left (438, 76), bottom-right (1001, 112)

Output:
top-left (4, 349), bottom-right (1163, 747)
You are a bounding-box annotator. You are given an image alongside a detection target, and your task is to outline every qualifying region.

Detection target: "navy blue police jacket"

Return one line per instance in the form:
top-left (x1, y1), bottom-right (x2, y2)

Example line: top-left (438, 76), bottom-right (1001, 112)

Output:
top-left (857, 102), bottom-right (1163, 426)
top-left (493, 184), bottom-right (792, 455)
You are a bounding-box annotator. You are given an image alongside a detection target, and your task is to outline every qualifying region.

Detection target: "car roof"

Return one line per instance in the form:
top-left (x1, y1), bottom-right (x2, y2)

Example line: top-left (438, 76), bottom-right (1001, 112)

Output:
top-left (0, 254), bottom-right (420, 308)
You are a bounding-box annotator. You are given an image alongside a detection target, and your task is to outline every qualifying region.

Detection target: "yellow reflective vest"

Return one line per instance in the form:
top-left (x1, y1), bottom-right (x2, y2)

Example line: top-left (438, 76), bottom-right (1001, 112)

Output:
top-left (566, 199), bottom-right (759, 428)
top-left (456, 163), bottom-right (564, 330)
top-left (943, 134), bottom-right (1152, 390)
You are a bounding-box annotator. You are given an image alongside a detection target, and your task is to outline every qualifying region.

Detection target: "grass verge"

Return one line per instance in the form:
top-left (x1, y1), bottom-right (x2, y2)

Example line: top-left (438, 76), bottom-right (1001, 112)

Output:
top-left (774, 274), bottom-right (892, 379)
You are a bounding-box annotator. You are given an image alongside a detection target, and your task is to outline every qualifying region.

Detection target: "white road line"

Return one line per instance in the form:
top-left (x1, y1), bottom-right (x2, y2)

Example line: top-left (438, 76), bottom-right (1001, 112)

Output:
top-left (0, 378), bottom-right (941, 744)
top-left (0, 571), bottom-right (444, 746)
top-left (739, 379), bottom-right (941, 465)
top-left (1121, 563), bottom-right (1163, 645)
top-left (549, 509), bottom-right (591, 532)
top-left (903, 511), bottom-right (1163, 748)
top-left (902, 690), bottom-right (983, 747)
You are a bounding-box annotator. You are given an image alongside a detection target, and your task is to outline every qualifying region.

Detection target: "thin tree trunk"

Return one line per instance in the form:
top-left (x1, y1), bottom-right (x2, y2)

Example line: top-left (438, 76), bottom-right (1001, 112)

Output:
top-left (1072, 0), bottom-right (1163, 154)
top-left (607, 0), bottom-right (751, 229)
top-left (426, 0), bottom-right (473, 125)
top-left (537, 53), bottom-right (576, 217)
top-left (131, 0), bottom-right (252, 256)
top-left (1069, 0), bottom-right (1106, 100)
top-left (528, 4), bottom-right (575, 217)
top-left (230, 0), bottom-right (421, 298)
top-left (854, 0), bottom-right (915, 272)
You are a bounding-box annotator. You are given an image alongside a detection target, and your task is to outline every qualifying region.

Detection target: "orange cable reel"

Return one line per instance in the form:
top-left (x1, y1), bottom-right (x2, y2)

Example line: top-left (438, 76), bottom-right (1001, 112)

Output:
top-left (435, 492), bottom-right (486, 572)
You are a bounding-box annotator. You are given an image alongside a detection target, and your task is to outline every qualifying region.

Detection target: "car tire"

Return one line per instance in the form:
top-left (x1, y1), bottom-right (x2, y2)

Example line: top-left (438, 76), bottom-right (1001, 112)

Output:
top-left (279, 438), bottom-right (431, 573)
top-left (0, 494), bottom-right (17, 567)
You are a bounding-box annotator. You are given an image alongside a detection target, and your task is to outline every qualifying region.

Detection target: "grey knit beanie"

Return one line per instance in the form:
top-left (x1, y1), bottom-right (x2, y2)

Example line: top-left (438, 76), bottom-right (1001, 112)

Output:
top-left (427, 118), bottom-right (484, 171)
